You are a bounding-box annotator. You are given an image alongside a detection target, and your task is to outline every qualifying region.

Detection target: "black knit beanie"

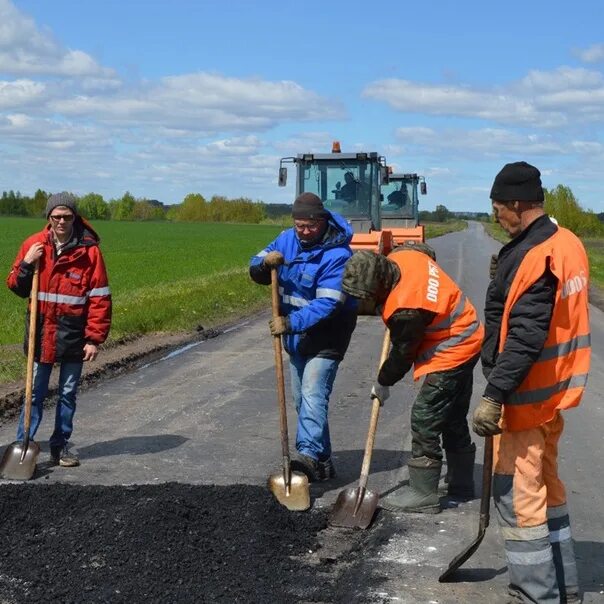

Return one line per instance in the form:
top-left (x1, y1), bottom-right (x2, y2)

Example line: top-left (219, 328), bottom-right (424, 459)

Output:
top-left (490, 161), bottom-right (544, 202)
top-left (291, 192), bottom-right (329, 220)
top-left (45, 192), bottom-right (79, 217)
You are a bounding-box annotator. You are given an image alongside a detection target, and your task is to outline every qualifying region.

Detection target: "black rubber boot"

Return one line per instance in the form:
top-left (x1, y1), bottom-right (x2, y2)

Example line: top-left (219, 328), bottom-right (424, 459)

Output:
top-left (290, 452), bottom-right (319, 482)
top-left (381, 456), bottom-right (442, 514)
top-left (318, 458), bottom-right (336, 481)
top-left (445, 443), bottom-right (475, 501)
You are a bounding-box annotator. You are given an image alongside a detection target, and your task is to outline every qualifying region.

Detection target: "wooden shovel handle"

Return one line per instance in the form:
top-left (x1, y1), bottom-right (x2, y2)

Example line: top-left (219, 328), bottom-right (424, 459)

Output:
top-left (270, 268), bottom-right (291, 462)
top-left (23, 265), bottom-right (39, 438)
top-left (357, 329), bottom-right (391, 491)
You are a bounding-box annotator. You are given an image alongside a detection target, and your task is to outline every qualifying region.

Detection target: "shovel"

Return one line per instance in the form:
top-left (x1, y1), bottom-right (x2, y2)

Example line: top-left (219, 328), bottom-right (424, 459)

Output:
top-left (0, 265), bottom-right (41, 480)
top-left (329, 329), bottom-right (391, 529)
top-left (266, 266), bottom-right (310, 511)
top-left (438, 435), bottom-right (494, 582)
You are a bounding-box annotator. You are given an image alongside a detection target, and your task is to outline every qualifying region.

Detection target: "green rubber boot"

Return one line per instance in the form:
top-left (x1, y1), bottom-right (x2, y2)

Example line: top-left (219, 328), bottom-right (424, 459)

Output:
top-left (381, 456), bottom-right (442, 514)
top-left (445, 443), bottom-right (476, 501)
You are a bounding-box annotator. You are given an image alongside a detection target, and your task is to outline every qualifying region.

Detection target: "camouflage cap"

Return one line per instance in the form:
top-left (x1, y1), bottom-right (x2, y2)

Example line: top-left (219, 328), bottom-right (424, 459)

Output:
top-left (391, 240), bottom-right (436, 261)
top-left (342, 251), bottom-right (400, 301)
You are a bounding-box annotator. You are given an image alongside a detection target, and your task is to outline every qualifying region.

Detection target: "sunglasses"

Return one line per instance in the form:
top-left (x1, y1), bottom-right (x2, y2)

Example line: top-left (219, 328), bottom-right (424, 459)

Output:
top-left (49, 214), bottom-right (75, 223)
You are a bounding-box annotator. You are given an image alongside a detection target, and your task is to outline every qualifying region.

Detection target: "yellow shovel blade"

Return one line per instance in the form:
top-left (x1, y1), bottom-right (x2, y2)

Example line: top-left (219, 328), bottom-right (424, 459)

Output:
top-left (267, 471), bottom-right (311, 511)
top-left (0, 440), bottom-right (41, 481)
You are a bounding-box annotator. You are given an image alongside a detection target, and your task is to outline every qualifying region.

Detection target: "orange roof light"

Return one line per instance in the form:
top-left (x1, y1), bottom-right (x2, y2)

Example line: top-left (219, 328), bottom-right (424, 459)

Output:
top-left (332, 141), bottom-right (341, 153)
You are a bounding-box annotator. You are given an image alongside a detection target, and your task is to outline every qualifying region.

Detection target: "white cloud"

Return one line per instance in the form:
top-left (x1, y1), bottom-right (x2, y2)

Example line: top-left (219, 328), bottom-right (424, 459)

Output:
top-left (49, 73), bottom-right (343, 134)
top-left (0, 0), bottom-right (117, 79)
top-left (0, 79), bottom-right (46, 109)
top-left (394, 126), bottom-right (565, 156)
top-left (364, 66), bottom-right (604, 127)
top-left (574, 43), bottom-right (604, 64)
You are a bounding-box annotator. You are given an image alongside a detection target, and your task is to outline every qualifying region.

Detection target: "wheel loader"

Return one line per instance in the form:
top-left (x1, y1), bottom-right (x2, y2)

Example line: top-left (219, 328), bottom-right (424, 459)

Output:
top-left (278, 142), bottom-right (426, 255)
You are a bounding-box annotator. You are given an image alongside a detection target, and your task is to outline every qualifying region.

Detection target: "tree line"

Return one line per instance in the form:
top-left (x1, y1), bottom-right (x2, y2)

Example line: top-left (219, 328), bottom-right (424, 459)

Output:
top-left (421, 186), bottom-right (603, 238)
top-left (0, 190), bottom-right (268, 224)
top-left (1, 184), bottom-right (602, 236)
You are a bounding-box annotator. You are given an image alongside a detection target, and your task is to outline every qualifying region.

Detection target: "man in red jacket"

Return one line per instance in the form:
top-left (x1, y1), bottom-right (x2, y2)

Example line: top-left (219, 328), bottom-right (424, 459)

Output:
top-left (7, 192), bottom-right (112, 467)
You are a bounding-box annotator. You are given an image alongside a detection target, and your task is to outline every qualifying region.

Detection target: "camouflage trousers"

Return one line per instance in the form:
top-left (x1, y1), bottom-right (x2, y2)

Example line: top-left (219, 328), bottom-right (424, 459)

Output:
top-left (410, 354), bottom-right (479, 461)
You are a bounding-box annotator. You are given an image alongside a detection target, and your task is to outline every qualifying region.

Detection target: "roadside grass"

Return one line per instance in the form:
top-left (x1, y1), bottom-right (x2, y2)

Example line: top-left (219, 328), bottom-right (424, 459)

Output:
top-left (0, 218), bottom-right (282, 384)
top-left (424, 220), bottom-right (467, 238)
top-left (483, 219), bottom-right (604, 289)
top-left (482, 221), bottom-right (509, 243)
top-left (584, 239), bottom-right (604, 289)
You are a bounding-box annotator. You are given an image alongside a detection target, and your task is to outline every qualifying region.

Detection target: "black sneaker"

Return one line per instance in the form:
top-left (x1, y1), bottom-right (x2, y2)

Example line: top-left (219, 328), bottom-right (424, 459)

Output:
top-left (50, 444), bottom-right (80, 467)
top-left (318, 458), bottom-right (336, 481)
top-left (290, 452), bottom-right (319, 482)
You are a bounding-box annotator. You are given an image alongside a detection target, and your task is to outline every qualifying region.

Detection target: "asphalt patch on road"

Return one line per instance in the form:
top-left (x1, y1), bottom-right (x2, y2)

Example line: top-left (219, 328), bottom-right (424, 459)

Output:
top-left (0, 482), bottom-right (387, 604)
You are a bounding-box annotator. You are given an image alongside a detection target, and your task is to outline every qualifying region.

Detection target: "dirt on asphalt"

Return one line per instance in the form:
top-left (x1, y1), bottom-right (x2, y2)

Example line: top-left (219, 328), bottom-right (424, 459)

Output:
top-left (0, 482), bottom-right (395, 604)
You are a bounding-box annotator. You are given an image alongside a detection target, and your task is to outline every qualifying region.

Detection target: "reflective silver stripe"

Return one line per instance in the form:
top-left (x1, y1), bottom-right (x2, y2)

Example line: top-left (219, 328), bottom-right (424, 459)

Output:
top-left (547, 504), bottom-right (569, 520)
top-left (507, 374), bottom-right (589, 405)
top-left (417, 319), bottom-right (480, 363)
top-left (506, 548), bottom-right (553, 565)
top-left (279, 287), bottom-right (309, 308)
top-left (501, 525), bottom-right (550, 541)
top-left (538, 334), bottom-right (591, 362)
top-left (316, 287), bottom-right (346, 302)
top-left (38, 292), bottom-right (87, 305)
top-left (426, 294), bottom-right (466, 332)
top-left (88, 287), bottom-right (111, 297)
top-left (549, 526), bottom-right (571, 543)
top-left (256, 250), bottom-right (268, 257)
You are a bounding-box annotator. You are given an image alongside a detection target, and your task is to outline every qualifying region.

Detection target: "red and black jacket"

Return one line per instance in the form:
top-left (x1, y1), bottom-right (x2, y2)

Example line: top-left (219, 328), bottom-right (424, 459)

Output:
top-left (7, 218), bottom-right (112, 363)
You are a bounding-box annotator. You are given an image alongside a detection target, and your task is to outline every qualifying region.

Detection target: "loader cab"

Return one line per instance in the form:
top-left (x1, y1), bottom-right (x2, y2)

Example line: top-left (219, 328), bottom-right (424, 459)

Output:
top-left (279, 148), bottom-right (388, 234)
top-left (380, 173), bottom-right (426, 229)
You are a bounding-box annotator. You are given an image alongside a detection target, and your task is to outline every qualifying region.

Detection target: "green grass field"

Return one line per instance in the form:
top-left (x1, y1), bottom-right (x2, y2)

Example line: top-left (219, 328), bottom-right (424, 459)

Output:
top-left (0, 218), bottom-right (283, 383)
top-left (483, 221), bottom-right (604, 288)
top-left (0, 217), bottom-right (469, 385)
top-left (424, 220), bottom-right (467, 238)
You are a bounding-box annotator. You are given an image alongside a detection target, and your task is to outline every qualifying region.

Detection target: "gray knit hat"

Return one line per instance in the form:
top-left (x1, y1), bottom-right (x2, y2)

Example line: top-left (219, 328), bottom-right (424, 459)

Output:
top-left (45, 192), bottom-right (78, 218)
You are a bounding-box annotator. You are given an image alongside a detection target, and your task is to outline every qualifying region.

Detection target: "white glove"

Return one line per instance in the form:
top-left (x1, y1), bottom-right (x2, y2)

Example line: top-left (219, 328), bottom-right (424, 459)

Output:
top-left (371, 384), bottom-right (390, 406)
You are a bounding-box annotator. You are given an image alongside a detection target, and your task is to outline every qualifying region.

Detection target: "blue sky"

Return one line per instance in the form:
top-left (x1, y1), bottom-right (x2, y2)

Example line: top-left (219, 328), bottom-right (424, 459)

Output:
top-left (1, 0), bottom-right (603, 212)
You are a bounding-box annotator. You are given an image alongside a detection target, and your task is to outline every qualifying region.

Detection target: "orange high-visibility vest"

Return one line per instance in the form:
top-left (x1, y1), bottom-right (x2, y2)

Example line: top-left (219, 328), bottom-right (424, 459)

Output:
top-left (499, 226), bottom-right (590, 431)
top-left (382, 249), bottom-right (484, 380)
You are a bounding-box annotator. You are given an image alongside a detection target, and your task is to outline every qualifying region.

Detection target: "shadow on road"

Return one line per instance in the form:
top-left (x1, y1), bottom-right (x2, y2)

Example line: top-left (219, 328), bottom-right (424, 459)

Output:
top-left (76, 434), bottom-right (188, 459)
top-left (310, 447), bottom-right (407, 493)
top-left (440, 566), bottom-right (507, 583)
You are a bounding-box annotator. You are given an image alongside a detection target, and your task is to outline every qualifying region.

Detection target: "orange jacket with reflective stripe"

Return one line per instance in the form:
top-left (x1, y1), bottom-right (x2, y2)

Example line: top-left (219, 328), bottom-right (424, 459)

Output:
top-left (500, 226), bottom-right (590, 431)
top-left (382, 249), bottom-right (484, 380)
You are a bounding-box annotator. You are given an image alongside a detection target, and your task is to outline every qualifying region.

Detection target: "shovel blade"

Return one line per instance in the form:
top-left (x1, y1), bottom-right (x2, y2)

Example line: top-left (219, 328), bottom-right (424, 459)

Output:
top-left (267, 471), bottom-right (310, 511)
top-left (0, 440), bottom-right (40, 481)
top-left (329, 487), bottom-right (379, 529)
top-left (438, 527), bottom-right (486, 582)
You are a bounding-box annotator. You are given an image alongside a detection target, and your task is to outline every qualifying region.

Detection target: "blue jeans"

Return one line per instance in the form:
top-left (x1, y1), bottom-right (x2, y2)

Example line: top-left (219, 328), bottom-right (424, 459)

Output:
top-left (17, 361), bottom-right (83, 448)
top-left (289, 354), bottom-right (340, 462)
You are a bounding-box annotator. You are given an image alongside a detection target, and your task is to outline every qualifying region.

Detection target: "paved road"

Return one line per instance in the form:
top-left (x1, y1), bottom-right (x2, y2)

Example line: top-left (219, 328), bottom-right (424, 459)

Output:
top-left (1, 222), bottom-right (602, 603)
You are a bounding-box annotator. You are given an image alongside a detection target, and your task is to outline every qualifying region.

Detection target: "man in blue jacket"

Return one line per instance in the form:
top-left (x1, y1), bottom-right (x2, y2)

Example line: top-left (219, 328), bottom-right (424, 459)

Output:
top-left (250, 192), bottom-right (357, 481)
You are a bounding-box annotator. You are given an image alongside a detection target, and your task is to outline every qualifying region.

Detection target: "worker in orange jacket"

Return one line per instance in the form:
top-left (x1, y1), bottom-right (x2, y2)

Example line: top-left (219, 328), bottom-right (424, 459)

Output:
top-left (474, 162), bottom-right (589, 604)
top-left (342, 242), bottom-right (484, 514)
